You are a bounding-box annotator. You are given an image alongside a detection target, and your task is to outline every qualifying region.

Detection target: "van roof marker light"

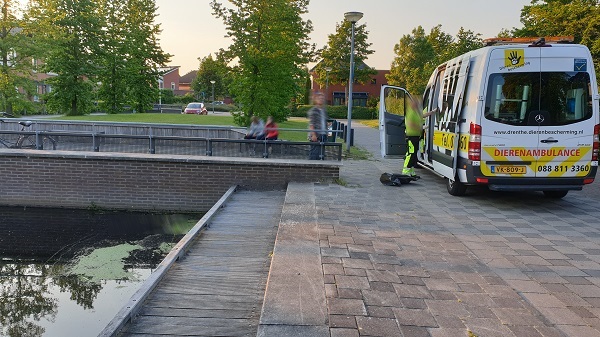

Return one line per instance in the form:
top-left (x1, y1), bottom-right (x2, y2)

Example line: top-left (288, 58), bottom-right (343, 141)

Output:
top-left (483, 36), bottom-right (574, 46)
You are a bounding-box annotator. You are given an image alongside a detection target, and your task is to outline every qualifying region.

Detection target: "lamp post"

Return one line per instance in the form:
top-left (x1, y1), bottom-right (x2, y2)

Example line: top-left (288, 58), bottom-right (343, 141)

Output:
top-left (325, 66), bottom-right (332, 105)
top-left (210, 80), bottom-right (215, 114)
top-left (344, 11), bottom-right (362, 153)
top-left (158, 76), bottom-right (163, 106)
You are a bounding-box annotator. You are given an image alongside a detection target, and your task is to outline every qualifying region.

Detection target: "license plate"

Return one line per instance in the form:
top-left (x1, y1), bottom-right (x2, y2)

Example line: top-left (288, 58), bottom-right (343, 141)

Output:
top-left (491, 165), bottom-right (526, 174)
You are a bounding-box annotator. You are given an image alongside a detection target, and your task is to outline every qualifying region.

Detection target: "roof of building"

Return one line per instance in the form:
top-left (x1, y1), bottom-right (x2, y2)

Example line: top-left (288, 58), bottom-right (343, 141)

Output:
top-left (180, 70), bottom-right (198, 84)
top-left (159, 66), bottom-right (180, 76)
top-left (309, 60), bottom-right (375, 73)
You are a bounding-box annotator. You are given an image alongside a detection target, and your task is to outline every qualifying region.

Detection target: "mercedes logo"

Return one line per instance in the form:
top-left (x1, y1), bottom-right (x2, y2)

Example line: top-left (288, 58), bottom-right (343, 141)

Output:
top-left (535, 114), bottom-right (545, 123)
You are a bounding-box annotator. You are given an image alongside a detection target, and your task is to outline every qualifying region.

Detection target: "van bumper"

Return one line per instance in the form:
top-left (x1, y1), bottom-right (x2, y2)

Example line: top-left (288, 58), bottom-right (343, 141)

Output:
top-left (488, 182), bottom-right (583, 192)
top-left (465, 164), bottom-right (596, 192)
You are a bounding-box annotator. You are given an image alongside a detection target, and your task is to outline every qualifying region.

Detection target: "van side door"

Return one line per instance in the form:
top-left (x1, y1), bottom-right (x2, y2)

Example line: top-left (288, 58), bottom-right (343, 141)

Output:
top-left (431, 55), bottom-right (471, 179)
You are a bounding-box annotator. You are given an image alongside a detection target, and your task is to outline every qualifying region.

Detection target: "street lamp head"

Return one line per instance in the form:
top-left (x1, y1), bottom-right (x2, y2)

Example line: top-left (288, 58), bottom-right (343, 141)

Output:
top-left (325, 67), bottom-right (332, 72)
top-left (344, 11), bottom-right (363, 24)
top-left (210, 80), bottom-right (215, 84)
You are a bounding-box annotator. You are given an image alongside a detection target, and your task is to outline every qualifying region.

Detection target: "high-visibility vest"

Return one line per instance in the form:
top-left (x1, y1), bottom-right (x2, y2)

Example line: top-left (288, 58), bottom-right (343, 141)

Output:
top-left (405, 106), bottom-right (423, 137)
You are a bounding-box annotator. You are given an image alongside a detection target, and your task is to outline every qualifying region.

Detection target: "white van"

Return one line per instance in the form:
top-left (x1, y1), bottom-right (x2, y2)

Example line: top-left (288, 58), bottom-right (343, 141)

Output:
top-left (380, 37), bottom-right (600, 198)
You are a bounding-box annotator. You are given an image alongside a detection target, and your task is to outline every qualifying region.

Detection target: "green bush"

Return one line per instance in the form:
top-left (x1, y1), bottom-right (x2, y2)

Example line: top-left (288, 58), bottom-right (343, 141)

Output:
top-left (205, 103), bottom-right (238, 112)
top-left (291, 105), bottom-right (377, 119)
top-left (173, 94), bottom-right (196, 105)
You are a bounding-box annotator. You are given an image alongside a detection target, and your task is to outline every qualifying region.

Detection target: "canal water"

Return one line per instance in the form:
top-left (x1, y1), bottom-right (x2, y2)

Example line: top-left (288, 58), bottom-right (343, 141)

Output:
top-left (0, 206), bottom-right (201, 337)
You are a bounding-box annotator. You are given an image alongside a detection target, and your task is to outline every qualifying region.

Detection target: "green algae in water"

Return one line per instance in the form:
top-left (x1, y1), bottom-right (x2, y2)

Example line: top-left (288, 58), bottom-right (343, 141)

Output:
top-left (69, 243), bottom-right (142, 283)
top-left (161, 218), bottom-right (199, 234)
top-left (158, 242), bottom-right (175, 254)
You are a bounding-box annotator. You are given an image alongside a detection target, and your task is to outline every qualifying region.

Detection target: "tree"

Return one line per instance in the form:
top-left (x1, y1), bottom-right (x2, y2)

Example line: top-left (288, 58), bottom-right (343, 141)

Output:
top-left (427, 25), bottom-right (454, 67)
top-left (159, 88), bottom-right (174, 104)
top-left (447, 27), bottom-right (482, 60)
top-left (386, 26), bottom-right (435, 96)
top-left (96, 0), bottom-right (128, 114)
top-left (513, 0), bottom-right (600, 81)
top-left (28, 0), bottom-right (102, 115)
top-left (211, 0), bottom-right (314, 125)
top-left (302, 68), bottom-right (311, 105)
top-left (122, 0), bottom-right (170, 114)
top-left (0, 0), bottom-right (36, 115)
top-left (315, 19), bottom-right (376, 103)
top-left (387, 26), bottom-right (483, 96)
top-left (192, 53), bottom-right (230, 102)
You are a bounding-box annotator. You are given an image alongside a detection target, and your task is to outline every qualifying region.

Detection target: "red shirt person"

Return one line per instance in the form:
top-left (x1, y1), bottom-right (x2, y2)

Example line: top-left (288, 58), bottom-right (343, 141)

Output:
top-left (263, 116), bottom-right (279, 140)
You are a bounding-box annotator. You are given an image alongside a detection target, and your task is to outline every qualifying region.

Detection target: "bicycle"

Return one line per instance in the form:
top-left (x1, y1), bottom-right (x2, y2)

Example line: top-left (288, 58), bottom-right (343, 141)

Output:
top-left (0, 116), bottom-right (57, 150)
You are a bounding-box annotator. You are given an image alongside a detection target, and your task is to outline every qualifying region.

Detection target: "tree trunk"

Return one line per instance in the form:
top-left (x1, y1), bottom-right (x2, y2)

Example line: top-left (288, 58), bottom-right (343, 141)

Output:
top-left (71, 98), bottom-right (77, 115)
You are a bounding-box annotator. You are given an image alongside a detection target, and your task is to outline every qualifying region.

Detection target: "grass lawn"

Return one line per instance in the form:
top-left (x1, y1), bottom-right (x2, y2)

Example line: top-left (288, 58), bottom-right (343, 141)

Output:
top-left (54, 113), bottom-right (238, 126)
top-left (52, 113), bottom-right (312, 142)
top-left (359, 119), bottom-right (379, 129)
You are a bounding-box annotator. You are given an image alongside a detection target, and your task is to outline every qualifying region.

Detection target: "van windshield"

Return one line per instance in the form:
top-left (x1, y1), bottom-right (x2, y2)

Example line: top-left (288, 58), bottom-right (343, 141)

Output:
top-left (484, 72), bottom-right (593, 126)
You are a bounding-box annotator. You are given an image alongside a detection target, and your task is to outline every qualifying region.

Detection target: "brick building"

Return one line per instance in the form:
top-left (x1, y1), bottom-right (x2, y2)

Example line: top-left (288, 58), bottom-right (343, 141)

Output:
top-left (177, 70), bottom-right (197, 96)
top-left (310, 64), bottom-right (389, 106)
top-left (159, 66), bottom-right (180, 92)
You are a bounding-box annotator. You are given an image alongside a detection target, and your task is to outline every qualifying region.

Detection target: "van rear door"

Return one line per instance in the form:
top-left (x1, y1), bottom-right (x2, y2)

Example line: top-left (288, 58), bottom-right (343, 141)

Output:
top-left (535, 46), bottom-right (595, 179)
top-left (480, 47), bottom-right (542, 179)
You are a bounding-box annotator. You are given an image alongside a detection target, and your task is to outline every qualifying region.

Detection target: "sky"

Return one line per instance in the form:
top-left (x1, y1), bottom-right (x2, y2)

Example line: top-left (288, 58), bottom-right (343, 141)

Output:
top-left (155, 0), bottom-right (532, 75)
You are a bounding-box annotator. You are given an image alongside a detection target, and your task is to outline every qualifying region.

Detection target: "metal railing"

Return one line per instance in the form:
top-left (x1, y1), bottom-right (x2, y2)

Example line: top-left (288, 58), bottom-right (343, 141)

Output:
top-left (0, 129), bottom-right (343, 161)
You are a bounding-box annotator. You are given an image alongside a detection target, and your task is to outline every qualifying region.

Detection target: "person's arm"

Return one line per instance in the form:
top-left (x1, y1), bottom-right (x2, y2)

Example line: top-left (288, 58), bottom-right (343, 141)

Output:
top-left (247, 124), bottom-right (256, 136)
top-left (257, 121), bottom-right (265, 136)
top-left (422, 107), bottom-right (440, 118)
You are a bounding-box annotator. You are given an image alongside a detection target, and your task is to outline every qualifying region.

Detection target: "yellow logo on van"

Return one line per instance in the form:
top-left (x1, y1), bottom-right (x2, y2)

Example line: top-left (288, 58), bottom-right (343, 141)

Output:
top-left (505, 49), bottom-right (525, 67)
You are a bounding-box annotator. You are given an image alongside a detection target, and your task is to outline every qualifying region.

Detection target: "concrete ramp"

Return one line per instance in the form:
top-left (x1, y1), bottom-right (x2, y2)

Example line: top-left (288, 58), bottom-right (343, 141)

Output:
top-left (257, 182), bottom-right (329, 337)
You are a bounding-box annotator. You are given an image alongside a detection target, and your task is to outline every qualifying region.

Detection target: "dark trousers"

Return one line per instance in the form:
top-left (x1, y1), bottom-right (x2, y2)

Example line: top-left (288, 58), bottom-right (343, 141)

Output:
top-left (404, 136), bottom-right (420, 169)
top-left (309, 135), bottom-right (327, 160)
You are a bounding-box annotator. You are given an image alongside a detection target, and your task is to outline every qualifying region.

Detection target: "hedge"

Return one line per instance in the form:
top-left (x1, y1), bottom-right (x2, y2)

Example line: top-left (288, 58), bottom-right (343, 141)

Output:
top-left (290, 105), bottom-right (377, 120)
top-left (205, 103), bottom-right (238, 112)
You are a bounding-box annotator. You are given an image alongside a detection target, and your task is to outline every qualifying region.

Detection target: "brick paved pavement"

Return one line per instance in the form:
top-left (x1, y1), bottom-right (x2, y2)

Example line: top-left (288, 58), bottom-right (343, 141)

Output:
top-left (311, 122), bottom-right (600, 337)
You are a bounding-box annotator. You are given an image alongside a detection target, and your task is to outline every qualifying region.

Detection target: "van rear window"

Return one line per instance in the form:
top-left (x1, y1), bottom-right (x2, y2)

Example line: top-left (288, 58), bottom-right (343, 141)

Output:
top-left (484, 72), bottom-right (593, 126)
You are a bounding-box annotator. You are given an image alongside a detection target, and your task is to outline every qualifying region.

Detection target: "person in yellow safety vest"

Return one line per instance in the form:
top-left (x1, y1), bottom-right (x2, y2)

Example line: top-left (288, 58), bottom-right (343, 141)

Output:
top-left (402, 96), bottom-right (437, 177)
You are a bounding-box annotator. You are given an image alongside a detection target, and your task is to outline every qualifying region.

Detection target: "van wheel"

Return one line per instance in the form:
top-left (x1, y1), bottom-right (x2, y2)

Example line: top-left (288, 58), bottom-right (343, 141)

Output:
top-left (543, 190), bottom-right (568, 198)
top-left (447, 177), bottom-right (467, 196)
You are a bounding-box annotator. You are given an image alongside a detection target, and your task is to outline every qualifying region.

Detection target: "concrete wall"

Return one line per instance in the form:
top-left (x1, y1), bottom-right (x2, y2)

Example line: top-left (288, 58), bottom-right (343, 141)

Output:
top-left (0, 150), bottom-right (340, 212)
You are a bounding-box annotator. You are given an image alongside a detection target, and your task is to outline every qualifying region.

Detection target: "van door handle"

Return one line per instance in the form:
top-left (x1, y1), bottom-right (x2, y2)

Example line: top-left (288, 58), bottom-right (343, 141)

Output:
top-left (541, 139), bottom-right (558, 143)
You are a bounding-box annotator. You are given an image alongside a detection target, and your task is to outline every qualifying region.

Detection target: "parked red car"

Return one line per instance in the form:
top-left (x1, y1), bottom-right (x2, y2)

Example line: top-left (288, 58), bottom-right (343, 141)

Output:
top-left (183, 102), bottom-right (208, 115)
